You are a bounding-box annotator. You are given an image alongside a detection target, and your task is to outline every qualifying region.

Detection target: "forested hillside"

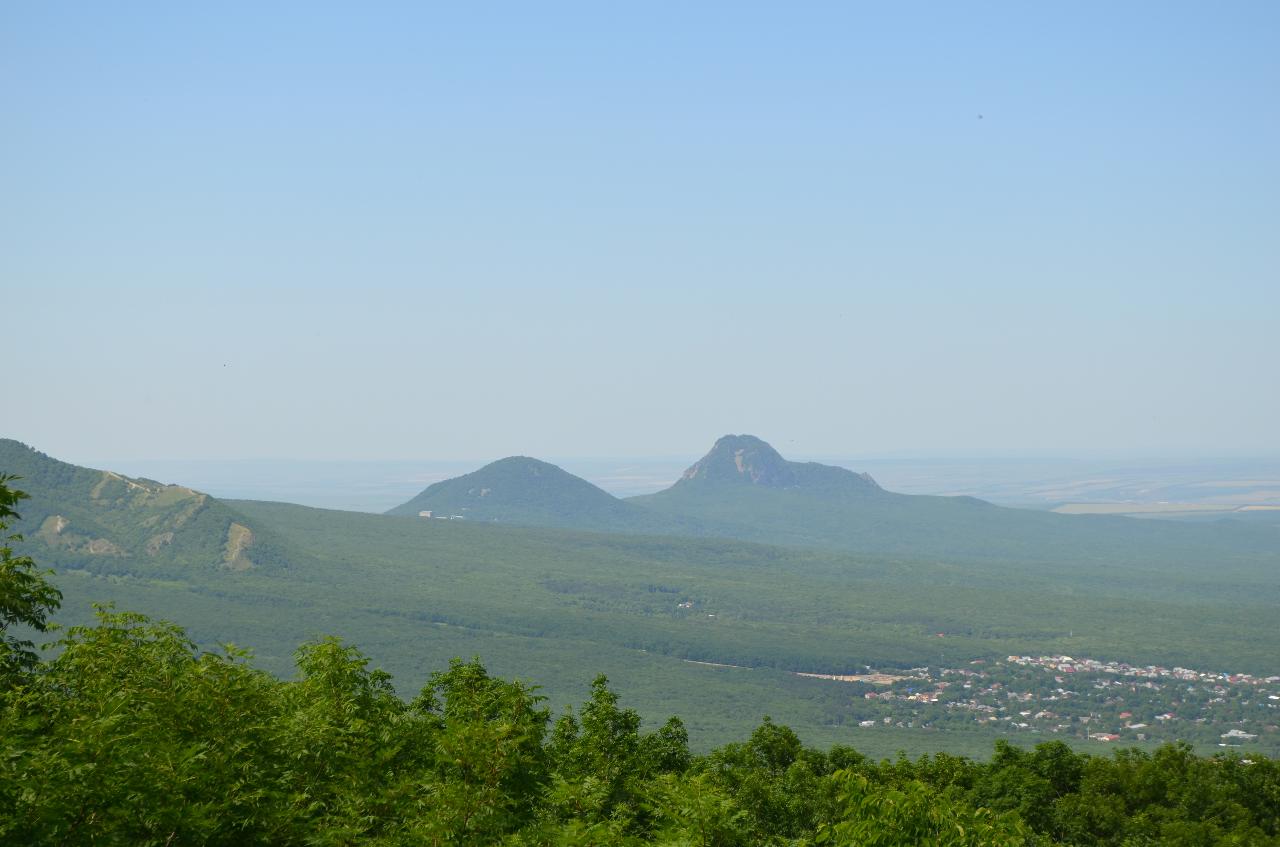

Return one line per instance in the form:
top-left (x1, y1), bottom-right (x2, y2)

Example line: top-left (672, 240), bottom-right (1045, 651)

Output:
top-left (0, 439), bottom-right (284, 572)
top-left (386, 455), bottom-right (701, 535)
top-left (7, 442), bottom-right (1280, 756)
top-left (630, 436), bottom-right (1280, 565)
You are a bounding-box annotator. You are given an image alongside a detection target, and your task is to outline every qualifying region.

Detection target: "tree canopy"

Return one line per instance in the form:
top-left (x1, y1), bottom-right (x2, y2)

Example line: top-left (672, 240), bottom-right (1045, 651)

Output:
top-left (0, 474), bottom-right (62, 678)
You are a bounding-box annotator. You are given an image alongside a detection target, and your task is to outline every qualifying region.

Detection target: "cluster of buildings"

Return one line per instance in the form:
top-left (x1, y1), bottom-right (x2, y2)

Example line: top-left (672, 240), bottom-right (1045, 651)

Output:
top-left (1006, 654), bottom-right (1280, 689)
top-left (834, 655), bottom-right (1277, 749)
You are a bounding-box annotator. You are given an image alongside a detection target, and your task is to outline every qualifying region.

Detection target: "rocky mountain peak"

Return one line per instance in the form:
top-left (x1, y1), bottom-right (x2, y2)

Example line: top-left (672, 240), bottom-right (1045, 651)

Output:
top-left (678, 434), bottom-right (798, 488)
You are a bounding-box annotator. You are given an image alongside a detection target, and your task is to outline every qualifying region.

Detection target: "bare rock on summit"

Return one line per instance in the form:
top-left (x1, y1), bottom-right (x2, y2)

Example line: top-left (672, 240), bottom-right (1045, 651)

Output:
top-left (675, 434), bottom-right (881, 493)
top-left (679, 434), bottom-right (798, 487)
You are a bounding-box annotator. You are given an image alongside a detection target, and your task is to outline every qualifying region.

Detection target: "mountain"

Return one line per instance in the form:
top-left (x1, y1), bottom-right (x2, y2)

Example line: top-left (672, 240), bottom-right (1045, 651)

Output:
top-left (389, 456), bottom-right (628, 524)
top-left (385, 436), bottom-right (1280, 568)
top-left (387, 456), bottom-right (700, 534)
top-left (671, 434), bottom-right (882, 495)
top-left (629, 435), bottom-right (1280, 565)
top-left (0, 439), bottom-right (278, 573)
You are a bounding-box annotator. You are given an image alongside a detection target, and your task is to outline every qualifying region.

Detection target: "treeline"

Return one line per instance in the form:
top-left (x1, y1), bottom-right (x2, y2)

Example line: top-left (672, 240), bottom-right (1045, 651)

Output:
top-left (3, 480), bottom-right (1280, 845)
top-left (4, 611), bottom-right (1279, 846)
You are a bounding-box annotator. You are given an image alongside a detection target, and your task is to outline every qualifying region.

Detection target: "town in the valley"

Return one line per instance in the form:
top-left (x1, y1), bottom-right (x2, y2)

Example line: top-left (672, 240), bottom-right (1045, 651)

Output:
top-left (802, 653), bottom-right (1280, 754)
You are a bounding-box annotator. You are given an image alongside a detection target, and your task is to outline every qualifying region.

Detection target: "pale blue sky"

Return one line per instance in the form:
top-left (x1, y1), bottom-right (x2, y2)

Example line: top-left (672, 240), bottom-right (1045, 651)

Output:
top-left (4, 2), bottom-right (1277, 462)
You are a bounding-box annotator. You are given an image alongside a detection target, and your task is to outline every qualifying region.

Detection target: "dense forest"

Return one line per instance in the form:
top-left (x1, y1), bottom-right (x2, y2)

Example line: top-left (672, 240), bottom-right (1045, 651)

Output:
top-left (4, 477), bottom-right (1279, 845)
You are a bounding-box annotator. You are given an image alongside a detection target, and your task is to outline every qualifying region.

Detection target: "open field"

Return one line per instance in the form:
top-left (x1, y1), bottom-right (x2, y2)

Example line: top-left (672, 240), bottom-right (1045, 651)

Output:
top-left (1054, 503), bottom-right (1255, 515)
top-left (92, 456), bottom-right (1280, 513)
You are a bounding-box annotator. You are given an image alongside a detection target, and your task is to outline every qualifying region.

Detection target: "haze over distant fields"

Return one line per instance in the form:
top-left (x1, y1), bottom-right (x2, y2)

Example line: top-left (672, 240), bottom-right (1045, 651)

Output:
top-left (93, 456), bottom-right (1280, 516)
top-left (4, 2), bottom-right (1277, 462)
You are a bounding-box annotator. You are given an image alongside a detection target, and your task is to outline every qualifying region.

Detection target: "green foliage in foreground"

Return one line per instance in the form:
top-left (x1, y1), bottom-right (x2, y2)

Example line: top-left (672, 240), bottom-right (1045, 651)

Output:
top-left (0, 474), bottom-right (63, 678)
top-left (2, 606), bottom-right (1277, 846)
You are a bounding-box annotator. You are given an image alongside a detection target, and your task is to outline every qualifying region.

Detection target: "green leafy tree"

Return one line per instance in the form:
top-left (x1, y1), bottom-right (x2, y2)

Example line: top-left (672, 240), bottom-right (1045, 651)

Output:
top-left (646, 772), bottom-right (749, 847)
top-left (277, 636), bottom-right (428, 844)
top-left (701, 717), bottom-right (834, 842)
top-left (638, 716), bottom-right (693, 776)
top-left (549, 675), bottom-right (642, 820)
top-left (0, 474), bottom-right (62, 678)
top-left (404, 657), bottom-right (550, 844)
top-left (0, 608), bottom-right (288, 846)
top-left (814, 770), bottom-right (1033, 847)
top-left (545, 675), bottom-right (694, 836)
top-left (971, 740), bottom-right (1083, 837)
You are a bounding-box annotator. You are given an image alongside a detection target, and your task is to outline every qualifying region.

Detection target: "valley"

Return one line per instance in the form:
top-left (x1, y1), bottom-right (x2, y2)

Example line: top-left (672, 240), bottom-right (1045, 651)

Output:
top-left (7, 435), bottom-right (1278, 757)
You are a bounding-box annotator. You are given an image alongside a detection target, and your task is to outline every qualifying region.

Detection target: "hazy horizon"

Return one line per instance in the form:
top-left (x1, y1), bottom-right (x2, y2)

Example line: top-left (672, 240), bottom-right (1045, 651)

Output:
top-left (62, 450), bottom-right (1280, 514)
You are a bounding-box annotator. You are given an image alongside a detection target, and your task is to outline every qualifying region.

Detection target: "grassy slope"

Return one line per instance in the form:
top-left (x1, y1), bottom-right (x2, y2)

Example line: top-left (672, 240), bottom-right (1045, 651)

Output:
top-left (0, 439), bottom-right (283, 572)
top-left (385, 456), bottom-right (706, 535)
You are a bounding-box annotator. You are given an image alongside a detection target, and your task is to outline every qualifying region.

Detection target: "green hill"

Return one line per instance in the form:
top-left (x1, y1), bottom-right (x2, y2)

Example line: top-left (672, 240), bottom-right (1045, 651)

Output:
top-left (386, 455), bottom-right (702, 534)
top-left (0, 439), bottom-right (280, 573)
top-left (671, 433), bottom-right (884, 495)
